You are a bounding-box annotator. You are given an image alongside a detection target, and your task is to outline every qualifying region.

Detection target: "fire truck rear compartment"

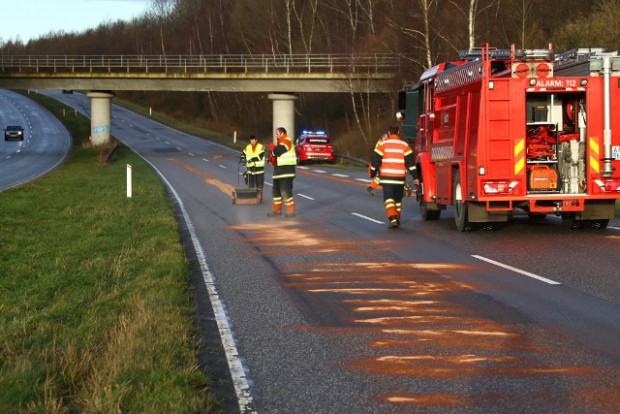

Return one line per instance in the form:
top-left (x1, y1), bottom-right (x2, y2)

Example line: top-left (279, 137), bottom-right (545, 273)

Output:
top-left (525, 92), bottom-right (586, 195)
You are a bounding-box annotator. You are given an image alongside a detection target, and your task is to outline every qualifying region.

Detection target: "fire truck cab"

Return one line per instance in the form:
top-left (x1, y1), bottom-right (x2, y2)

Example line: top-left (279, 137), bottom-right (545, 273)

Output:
top-left (397, 45), bottom-right (620, 231)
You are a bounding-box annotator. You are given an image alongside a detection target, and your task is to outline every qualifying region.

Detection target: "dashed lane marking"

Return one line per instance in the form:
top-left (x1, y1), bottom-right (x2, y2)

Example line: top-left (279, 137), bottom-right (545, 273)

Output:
top-left (297, 193), bottom-right (315, 200)
top-left (472, 255), bottom-right (561, 285)
top-left (352, 212), bottom-right (384, 224)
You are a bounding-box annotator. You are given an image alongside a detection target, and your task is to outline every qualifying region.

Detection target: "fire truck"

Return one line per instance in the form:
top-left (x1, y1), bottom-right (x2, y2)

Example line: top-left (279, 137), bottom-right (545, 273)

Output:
top-left (396, 45), bottom-right (620, 231)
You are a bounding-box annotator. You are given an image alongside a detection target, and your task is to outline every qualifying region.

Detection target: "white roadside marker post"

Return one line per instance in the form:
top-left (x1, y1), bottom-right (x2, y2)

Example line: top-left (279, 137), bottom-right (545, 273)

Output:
top-left (127, 164), bottom-right (133, 198)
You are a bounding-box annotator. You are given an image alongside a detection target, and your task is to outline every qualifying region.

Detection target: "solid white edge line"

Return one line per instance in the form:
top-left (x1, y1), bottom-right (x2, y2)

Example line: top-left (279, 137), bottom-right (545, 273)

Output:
top-left (297, 193), bottom-right (314, 200)
top-left (133, 152), bottom-right (256, 413)
top-left (608, 226), bottom-right (620, 230)
top-left (472, 255), bottom-right (561, 285)
top-left (352, 212), bottom-right (384, 224)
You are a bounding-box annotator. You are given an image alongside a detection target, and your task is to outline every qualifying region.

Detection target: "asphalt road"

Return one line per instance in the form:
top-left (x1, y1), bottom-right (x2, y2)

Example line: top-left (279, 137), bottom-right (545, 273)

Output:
top-left (43, 90), bottom-right (620, 414)
top-left (0, 90), bottom-right (71, 191)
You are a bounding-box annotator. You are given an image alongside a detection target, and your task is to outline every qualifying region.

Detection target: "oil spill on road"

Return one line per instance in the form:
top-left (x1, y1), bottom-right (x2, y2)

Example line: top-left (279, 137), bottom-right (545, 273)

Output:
top-left (229, 220), bottom-right (620, 412)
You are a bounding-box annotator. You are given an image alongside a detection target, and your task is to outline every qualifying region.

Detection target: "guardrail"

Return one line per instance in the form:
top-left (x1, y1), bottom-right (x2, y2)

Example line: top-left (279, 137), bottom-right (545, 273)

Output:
top-left (0, 53), bottom-right (400, 75)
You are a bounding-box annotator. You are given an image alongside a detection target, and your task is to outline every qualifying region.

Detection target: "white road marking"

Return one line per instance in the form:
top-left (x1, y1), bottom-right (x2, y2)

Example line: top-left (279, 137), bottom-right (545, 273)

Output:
top-left (355, 178), bottom-right (372, 183)
top-left (297, 193), bottom-right (314, 200)
top-left (608, 226), bottom-right (620, 230)
top-left (332, 173), bottom-right (349, 178)
top-left (202, 158), bottom-right (209, 162)
top-left (352, 212), bottom-right (384, 224)
top-left (219, 164), bottom-right (227, 169)
top-left (472, 255), bottom-right (561, 285)
top-left (297, 166), bottom-right (309, 170)
top-left (188, 153), bottom-right (195, 156)
top-left (313, 169), bottom-right (327, 174)
top-left (176, 147), bottom-right (182, 151)
top-left (265, 181), bottom-right (273, 187)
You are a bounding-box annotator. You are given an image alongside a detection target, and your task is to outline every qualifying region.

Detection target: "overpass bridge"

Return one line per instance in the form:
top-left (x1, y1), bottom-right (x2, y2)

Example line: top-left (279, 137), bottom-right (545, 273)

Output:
top-left (0, 54), bottom-right (400, 144)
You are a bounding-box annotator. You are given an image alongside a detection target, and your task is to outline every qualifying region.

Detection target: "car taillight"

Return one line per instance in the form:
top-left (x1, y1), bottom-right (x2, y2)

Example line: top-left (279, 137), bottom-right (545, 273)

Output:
top-left (594, 179), bottom-right (620, 192)
top-left (483, 181), bottom-right (519, 194)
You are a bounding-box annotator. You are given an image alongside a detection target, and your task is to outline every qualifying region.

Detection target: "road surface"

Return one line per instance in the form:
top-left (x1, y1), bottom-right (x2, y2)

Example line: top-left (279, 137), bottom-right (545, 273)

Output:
top-left (0, 90), bottom-right (71, 191)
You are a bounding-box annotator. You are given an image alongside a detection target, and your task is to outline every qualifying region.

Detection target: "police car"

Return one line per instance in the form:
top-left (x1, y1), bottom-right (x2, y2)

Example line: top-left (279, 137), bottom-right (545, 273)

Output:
top-left (295, 130), bottom-right (334, 164)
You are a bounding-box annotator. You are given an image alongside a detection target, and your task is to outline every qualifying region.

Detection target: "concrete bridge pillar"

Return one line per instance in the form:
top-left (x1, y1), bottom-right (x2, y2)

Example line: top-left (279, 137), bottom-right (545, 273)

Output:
top-left (268, 93), bottom-right (297, 142)
top-left (87, 91), bottom-right (114, 146)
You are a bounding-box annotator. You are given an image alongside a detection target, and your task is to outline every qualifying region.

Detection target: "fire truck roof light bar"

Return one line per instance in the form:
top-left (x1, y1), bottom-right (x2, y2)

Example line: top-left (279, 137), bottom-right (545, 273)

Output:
top-left (459, 47), bottom-right (552, 62)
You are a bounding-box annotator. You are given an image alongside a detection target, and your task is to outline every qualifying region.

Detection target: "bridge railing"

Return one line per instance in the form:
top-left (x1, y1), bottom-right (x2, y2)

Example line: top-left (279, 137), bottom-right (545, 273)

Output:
top-left (0, 54), bottom-right (400, 75)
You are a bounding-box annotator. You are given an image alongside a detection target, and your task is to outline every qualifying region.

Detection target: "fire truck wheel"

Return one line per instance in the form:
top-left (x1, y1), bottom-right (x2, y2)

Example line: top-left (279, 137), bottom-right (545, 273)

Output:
top-left (419, 197), bottom-right (441, 220)
top-left (561, 213), bottom-right (585, 229)
top-left (590, 219), bottom-right (609, 229)
top-left (453, 174), bottom-right (474, 231)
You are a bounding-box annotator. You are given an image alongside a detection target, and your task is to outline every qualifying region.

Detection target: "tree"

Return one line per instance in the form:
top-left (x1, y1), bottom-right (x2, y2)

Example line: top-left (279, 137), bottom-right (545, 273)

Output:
top-left (448, 0), bottom-right (500, 50)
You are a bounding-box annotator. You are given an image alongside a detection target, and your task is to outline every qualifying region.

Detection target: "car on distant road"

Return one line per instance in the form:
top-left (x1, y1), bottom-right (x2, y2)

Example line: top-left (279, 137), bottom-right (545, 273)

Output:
top-left (4, 125), bottom-right (24, 141)
top-left (295, 130), bottom-right (334, 164)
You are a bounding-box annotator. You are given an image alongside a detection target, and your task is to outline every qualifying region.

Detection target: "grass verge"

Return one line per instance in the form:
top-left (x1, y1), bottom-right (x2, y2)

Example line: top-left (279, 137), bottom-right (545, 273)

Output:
top-left (0, 93), bottom-right (224, 413)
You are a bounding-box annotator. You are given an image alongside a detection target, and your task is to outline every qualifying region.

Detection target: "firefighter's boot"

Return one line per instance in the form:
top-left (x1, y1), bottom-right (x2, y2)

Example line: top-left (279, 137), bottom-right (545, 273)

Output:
top-left (284, 197), bottom-right (296, 218)
top-left (388, 215), bottom-right (400, 229)
top-left (268, 197), bottom-right (283, 217)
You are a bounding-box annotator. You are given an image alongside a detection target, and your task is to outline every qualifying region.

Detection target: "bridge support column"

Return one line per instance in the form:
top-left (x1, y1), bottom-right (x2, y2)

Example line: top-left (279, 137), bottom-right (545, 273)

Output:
top-left (87, 91), bottom-right (115, 146)
top-left (268, 93), bottom-right (297, 142)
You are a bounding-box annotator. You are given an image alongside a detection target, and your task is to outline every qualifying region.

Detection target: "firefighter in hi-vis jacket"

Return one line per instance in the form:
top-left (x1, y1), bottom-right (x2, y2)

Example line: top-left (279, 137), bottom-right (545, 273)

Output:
top-left (267, 127), bottom-right (297, 218)
top-left (370, 125), bottom-right (418, 228)
top-left (241, 135), bottom-right (265, 191)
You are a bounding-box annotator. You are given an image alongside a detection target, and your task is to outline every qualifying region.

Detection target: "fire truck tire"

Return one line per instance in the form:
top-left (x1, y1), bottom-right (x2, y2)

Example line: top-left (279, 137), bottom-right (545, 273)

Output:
top-left (590, 219), bottom-right (609, 229)
top-left (419, 198), bottom-right (441, 220)
top-left (561, 213), bottom-right (585, 229)
top-left (453, 174), bottom-right (474, 231)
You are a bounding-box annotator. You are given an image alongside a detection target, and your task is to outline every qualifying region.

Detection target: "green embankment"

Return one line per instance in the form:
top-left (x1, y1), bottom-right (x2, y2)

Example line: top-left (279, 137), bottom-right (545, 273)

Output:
top-left (0, 93), bottom-right (224, 413)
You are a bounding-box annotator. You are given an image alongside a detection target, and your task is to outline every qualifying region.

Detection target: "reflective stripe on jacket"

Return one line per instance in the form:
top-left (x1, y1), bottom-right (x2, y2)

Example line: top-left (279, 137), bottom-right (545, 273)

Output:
top-left (371, 134), bottom-right (417, 184)
top-left (273, 134), bottom-right (296, 180)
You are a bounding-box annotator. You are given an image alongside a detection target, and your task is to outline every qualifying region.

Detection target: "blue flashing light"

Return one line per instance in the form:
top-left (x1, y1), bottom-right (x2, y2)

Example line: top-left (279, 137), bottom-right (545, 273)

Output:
top-left (302, 130), bottom-right (327, 136)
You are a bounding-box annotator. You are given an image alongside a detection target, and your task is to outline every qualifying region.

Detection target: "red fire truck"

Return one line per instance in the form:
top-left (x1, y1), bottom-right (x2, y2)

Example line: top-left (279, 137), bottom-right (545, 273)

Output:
top-left (397, 45), bottom-right (620, 231)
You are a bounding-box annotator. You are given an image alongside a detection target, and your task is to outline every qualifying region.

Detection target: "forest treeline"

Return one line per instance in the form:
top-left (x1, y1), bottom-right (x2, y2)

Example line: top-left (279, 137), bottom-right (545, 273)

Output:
top-left (2, 0), bottom-right (620, 156)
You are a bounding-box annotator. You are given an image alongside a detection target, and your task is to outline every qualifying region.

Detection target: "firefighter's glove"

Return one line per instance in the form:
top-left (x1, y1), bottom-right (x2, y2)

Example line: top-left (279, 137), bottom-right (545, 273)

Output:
top-left (367, 186), bottom-right (375, 196)
top-left (404, 183), bottom-right (413, 197)
top-left (269, 143), bottom-right (276, 151)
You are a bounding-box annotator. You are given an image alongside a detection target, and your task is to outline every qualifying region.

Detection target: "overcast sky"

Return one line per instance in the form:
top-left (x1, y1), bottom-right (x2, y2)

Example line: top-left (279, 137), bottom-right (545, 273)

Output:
top-left (1, 0), bottom-right (152, 43)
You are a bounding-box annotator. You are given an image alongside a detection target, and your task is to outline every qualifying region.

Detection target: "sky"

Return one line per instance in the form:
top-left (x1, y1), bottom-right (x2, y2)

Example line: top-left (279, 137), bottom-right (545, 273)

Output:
top-left (1, 0), bottom-right (153, 43)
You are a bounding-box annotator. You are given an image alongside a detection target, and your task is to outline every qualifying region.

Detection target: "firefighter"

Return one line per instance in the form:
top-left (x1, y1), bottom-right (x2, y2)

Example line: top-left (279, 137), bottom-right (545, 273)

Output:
top-left (241, 135), bottom-right (265, 192)
top-left (370, 125), bottom-right (417, 228)
top-left (367, 132), bottom-right (388, 196)
top-left (267, 127), bottom-right (297, 217)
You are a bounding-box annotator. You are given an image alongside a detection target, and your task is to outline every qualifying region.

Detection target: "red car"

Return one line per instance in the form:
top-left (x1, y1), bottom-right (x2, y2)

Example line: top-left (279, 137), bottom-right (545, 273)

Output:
top-left (295, 130), bottom-right (335, 164)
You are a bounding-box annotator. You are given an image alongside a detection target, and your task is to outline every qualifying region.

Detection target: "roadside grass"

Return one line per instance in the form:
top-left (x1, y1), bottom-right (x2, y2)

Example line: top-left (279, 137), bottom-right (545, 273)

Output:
top-left (0, 94), bottom-right (224, 412)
